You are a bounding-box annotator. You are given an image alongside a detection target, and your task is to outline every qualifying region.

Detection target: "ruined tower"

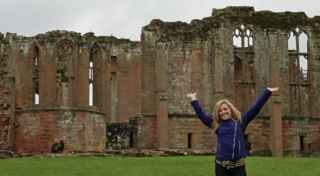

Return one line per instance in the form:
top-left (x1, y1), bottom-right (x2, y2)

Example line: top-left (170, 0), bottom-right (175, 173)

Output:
top-left (0, 31), bottom-right (141, 154)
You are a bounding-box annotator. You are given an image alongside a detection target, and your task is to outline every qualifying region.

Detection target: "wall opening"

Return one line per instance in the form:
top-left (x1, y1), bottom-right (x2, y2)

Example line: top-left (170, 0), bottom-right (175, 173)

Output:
top-left (56, 41), bottom-right (74, 106)
top-left (129, 131), bottom-right (134, 148)
top-left (33, 46), bottom-right (39, 104)
top-left (89, 46), bottom-right (101, 107)
top-left (111, 56), bottom-right (117, 76)
top-left (300, 135), bottom-right (304, 151)
top-left (288, 27), bottom-right (310, 115)
top-left (187, 133), bottom-right (192, 149)
top-left (233, 24), bottom-right (255, 112)
top-left (89, 58), bottom-right (94, 106)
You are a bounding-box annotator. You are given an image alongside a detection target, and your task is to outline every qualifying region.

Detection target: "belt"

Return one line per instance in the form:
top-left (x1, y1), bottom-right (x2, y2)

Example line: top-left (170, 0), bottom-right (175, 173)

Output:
top-left (216, 158), bottom-right (245, 169)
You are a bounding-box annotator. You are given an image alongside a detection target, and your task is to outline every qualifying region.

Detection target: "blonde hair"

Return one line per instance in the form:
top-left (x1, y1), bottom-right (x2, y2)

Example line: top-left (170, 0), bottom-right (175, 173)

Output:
top-left (212, 99), bottom-right (242, 133)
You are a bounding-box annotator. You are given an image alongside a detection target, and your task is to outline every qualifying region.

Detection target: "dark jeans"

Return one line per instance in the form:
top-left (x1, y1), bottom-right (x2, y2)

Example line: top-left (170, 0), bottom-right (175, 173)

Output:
top-left (215, 163), bottom-right (247, 176)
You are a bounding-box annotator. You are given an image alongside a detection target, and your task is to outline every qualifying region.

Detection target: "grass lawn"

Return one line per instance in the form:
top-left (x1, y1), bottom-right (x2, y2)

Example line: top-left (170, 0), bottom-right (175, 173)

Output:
top-left (0, 155), bottom-right (319, 176)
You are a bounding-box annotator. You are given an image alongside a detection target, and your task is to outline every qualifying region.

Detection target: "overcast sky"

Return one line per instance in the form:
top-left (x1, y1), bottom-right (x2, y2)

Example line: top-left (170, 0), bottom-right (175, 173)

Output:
top-left (0, 0), bottom-right (319, 41)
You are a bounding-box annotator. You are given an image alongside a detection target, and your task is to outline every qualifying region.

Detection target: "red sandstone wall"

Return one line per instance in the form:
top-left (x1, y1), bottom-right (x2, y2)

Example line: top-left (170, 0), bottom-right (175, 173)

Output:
top-left (246, 119), bottom-right (271, 151)
top-left (168, 117), bottom-right (216, 149)
top-left (14, 110), bottom-right (106, 154)
top-left (133, 116), bottom-right (157, 148)
top-left (282, 118), bottom-right (320, 151)
top-left (117, 48), bottom-right (142, 123)
top-left (0, 33), bottom-right (15, 150)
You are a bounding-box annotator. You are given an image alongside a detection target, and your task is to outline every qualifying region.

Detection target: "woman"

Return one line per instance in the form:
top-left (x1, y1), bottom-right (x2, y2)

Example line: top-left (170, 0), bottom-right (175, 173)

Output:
top-left (186, 87), bottom-right (279, 176)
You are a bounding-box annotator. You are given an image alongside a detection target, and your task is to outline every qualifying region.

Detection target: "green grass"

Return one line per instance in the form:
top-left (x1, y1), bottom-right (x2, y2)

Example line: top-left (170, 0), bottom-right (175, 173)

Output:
top-left (0, 156), bottom-right (319, 176)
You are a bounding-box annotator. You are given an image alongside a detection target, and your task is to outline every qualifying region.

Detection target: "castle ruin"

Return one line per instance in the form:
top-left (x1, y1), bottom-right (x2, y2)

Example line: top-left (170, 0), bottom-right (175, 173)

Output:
top-left (0, 6), bottom-right (319, 157)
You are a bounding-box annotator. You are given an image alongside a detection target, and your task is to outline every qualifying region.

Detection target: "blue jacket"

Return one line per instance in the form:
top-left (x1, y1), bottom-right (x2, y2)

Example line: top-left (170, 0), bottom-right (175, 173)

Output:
top-left (190, 88), bottom-right (272, 161)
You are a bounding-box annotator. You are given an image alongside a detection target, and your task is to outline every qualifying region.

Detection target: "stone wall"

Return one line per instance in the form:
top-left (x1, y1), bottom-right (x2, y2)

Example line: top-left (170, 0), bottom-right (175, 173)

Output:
top-left (0, 30), bottom-right (141, 154)
top-left (0, 33), bottom-right (15, 151)
top-left (138, 6), bottom-right (320, 156)
top-left (106, 122), bottom-right (137, 150)
top-left (168, 116), bottom-right (216, 149)
top-left (14, 109), bottom-right (106, 154)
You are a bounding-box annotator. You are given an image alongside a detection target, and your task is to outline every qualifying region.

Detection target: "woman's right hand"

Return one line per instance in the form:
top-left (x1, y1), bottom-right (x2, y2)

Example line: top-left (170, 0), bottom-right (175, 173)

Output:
top-left (186, 92), bottom-right (197, 101)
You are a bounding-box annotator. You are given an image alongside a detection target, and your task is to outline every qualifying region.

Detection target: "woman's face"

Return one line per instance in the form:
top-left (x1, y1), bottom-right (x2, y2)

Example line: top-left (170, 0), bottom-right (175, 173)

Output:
top-left (218, 103), bottom-right (232, 120)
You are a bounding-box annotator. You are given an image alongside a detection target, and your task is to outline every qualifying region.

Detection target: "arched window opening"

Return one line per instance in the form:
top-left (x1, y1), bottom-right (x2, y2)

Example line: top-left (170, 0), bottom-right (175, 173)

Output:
top-left (233, 28), bottom-right (242, 48)
top-left (288, 31), bottom-right (296, 51)
top-left (299, 32), bottom-right (308, 80)
top-left (244, 28), bottom-right (253, 47)
top-left (89, 57), bottom-right (94, 106)
top-left (288, 28), bottom-right (310, 115)
top-left (233, 24), bottom-right (255, 112)
top-left (33, 46), bottom-right (40, 104)
top-left (56, 41), bottom-right (74, 106)
top-left (233, 24), bottom-right (253, 49)
top-left (89, 46), bottom-right (101, 107)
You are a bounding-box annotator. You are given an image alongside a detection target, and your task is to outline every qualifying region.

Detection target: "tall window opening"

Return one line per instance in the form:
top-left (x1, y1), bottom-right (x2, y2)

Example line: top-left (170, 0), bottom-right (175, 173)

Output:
top-left (89, 57), bottom-right (94, 106)
top-left (33, 46), bottom-right (40, 104)
top-left (56, 41), bottom-right (74, 106)
top-left (288, 27), bottom-right (309, 115)
top-left (233, 24), bottom-right (255, 112)
top-left (89, 46), bottom-right (101, 107)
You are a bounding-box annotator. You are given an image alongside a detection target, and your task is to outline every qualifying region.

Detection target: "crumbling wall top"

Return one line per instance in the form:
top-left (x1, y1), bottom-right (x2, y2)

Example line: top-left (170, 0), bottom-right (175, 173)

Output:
top-left (143, 6), bottom-right (317, 42)
top-left (143, 18), bottom-right (216, 41)
top-left (0, 30), bottom-right (139, 48)
top-left (211, 6), bottom-right (255, 17)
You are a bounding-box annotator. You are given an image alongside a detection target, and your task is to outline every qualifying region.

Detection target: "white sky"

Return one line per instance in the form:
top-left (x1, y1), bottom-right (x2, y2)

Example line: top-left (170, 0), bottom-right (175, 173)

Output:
top-left (0, 0), bottom-right (319, 41)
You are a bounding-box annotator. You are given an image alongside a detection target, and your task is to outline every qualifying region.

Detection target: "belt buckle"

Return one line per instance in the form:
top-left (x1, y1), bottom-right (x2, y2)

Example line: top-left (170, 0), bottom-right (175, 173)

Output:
top-left (222, 160), bottom-right (235, 169)
top-left (222, 160), bottom-right (232, 165)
